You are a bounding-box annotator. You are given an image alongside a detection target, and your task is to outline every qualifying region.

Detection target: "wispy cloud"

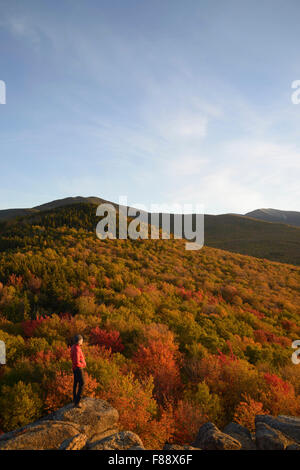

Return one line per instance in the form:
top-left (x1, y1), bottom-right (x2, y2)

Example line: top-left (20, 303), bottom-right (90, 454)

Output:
top-left (1, 1), bottom-right (300, 213)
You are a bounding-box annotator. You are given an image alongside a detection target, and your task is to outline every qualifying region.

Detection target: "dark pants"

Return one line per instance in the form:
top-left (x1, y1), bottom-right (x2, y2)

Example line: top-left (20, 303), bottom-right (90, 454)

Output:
top-left (73, 367), bottom-right (85, 405)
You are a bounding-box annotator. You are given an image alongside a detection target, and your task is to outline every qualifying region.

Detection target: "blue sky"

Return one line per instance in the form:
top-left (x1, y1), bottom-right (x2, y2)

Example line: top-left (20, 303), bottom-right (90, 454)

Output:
top-left (1, 0), bottom-right (300, 214)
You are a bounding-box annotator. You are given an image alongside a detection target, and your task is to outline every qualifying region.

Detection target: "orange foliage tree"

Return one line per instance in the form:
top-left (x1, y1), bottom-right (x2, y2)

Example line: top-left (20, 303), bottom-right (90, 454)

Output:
top-left (171, 399), bottom-right (207, 444)
top-left (260, 373), bottom-right (300, 416)
top-left (233, 393), bottom-right (266, 431)
top-left (44, 371), bottom-right (98, 413)
top-left (99, 372), bottom-right (174, 449)
top-left (133, 324), bottom-right (183, 404)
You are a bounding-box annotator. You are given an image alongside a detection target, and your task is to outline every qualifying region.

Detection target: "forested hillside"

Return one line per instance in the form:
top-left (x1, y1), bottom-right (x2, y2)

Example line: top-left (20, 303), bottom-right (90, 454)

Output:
top-left (0, 203), bottom-right (300, 448)
top-left (1, 197), bottom-right (300, 265)
top-left (245, 208), bottom-right (300, 227)
top-left (205, 214), bottom-right (300, 265)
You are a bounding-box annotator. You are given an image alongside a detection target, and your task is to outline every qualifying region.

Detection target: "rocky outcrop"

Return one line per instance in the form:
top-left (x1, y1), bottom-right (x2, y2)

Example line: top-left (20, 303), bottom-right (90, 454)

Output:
top-left (88, 431), bottom-right (145, 450)
top-left (0, 398), bottom-right (138, 451)
top-left (163, 444), bottom-right (201, 450)
top-left (193, 422), bottom-right (241, 450)
top-left (255, 422), bottom-right (292, 450)
top-left (59, 433), bottom-right (88, 450)
top-left (223, 422), bottom-right (256, 450)
top-left (49, 397), bottom-right (119, 441)
top-left (1, 402), bottom-right (300, 451)
top-left (0, 420), bottom-right (84, 450)
top-left (255, 415), bottom-right (300, 443)
top-left (192, 415), bottom-right (300, 451)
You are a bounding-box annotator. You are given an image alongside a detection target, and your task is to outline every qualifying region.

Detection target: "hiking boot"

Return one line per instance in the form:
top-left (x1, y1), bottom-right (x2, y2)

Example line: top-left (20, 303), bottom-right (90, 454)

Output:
top-left (74, 402), bottom-right (82, 408)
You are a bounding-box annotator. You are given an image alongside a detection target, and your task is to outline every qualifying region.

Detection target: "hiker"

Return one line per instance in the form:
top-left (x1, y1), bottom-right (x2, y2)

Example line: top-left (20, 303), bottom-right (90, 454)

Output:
top-left (71, 334), bottom-right (86, 408)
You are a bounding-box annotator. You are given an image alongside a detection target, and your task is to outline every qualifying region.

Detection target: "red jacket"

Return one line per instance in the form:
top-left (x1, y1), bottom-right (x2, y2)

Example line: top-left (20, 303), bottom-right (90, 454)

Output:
top-left (71, 344), bottom-right (86, 370)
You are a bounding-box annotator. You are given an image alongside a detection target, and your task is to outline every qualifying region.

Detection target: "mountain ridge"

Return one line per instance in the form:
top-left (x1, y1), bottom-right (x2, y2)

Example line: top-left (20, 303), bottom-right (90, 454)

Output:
top-left (1, 196), bottom-right (299, 228)
top-left (0, 196), bottom-right (299, 266)
top-left (245, 208), bottom-right (300, 227)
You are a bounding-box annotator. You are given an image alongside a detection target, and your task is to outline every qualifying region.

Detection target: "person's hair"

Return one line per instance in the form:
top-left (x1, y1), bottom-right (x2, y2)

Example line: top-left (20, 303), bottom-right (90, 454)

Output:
top-left (73, 334), bottom-right (83, 344)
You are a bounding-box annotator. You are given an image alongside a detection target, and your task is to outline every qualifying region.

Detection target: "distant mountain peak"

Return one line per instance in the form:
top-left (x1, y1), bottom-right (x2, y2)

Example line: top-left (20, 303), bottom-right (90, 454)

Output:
top-left (245, 208), bottom-right (300, 227)
top-left (33, 196), bottom-right (108, 211)
top-left (0, 196), bottom-right (111, 222)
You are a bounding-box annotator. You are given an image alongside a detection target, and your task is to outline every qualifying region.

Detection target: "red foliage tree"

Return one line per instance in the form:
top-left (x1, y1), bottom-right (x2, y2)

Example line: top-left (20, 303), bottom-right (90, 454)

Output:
top-left (171, 399), bottom-right (207, 444)
top-left (8, 274), bottom-right (23, 288)
top-left (30, 345), bottom-right (70, 364)
top-left (90, 326), bottom-right (124, 353)
top-left (261, 373), bottom-right (300, 416)
top-left (44, 371), bottom-right (98, 413)
top-left (22, 316), bottom-right (49, 337)
top-left (133, 327), bottom-right (183, 403)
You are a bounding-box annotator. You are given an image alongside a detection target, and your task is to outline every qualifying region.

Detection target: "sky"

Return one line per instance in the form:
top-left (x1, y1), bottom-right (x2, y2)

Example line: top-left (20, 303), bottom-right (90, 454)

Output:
top-left (0, 0), bottom-right (300, 214)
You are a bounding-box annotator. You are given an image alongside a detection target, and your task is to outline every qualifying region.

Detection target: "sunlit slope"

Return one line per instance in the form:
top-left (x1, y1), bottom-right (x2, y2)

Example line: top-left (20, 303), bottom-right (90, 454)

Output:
top-left (1, 202), bottom-right (299, 265)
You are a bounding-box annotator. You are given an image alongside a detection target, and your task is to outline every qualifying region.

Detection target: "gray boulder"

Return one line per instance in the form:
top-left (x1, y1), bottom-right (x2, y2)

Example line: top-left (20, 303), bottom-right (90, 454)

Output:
top-left (255, 415), bottom-right (300, 444)
top-left (50, 397), bottom-right (119, 441)
top-left (0, 420), bottom-right (84, 450)
top-left (163, 443), bottom-right (201, 450)
top-left (223, 422), bottom-right (256, 450)
top-left (193, 422), bottom-right (241, 450)
top-left (85, 427), bottom-right (119, 447)
top-left (88, 431), bottom-right (145, 450)
top-left (255, 422), bottom-right (293, 450)
top-left (59, 433), bottom-right (88, 450)
top-left (0, 398), bottom-right (119, 450)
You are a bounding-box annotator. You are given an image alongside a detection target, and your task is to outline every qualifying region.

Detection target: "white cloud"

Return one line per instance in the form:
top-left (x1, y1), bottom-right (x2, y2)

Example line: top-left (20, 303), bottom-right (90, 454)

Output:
top-left (165, 139), bottom-right (300, 213)
top-left (1, 4), bottom-right (300, 215)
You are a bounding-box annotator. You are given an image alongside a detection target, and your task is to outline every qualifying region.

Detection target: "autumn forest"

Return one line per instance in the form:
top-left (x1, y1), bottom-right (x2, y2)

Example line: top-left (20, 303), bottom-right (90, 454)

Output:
top-left (0, 203), bottom-right (300, 449)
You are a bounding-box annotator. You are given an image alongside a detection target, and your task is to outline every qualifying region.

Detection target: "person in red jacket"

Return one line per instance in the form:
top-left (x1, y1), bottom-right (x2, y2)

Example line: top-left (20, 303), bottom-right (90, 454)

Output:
top-left (71, 334), bottom-right (86, 408)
